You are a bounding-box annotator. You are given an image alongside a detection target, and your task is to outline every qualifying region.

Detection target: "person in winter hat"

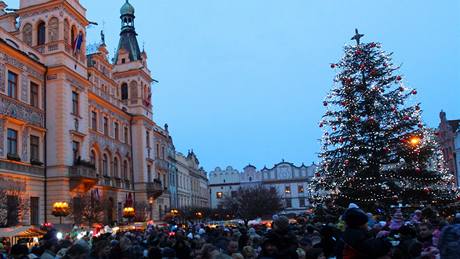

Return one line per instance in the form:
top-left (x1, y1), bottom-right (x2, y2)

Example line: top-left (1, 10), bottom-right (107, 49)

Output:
top-left (337, 207), bottom-right (391, 259)
top-left (264, 215), bottom-right (298, 258)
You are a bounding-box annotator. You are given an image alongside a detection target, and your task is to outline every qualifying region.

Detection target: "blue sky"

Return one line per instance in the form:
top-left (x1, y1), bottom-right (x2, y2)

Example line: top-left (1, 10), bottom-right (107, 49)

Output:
top-left (10, 1), bottom-right (460, 172)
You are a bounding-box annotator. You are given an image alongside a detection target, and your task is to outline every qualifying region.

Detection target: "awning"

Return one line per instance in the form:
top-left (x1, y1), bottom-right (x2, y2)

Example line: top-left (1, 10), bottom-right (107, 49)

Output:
top-left (0, 226), bottom-right (46, 238)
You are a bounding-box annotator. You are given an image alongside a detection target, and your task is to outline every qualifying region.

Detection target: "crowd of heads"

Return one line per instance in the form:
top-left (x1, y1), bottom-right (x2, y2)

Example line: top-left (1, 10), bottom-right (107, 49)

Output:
top-left (2, 204), bottom-right (460, 259)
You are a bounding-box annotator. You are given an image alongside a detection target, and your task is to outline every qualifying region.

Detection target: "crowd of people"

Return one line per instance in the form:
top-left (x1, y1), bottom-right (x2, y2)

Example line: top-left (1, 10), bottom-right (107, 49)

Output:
top-left (2, 204), bottom-right (460, 259)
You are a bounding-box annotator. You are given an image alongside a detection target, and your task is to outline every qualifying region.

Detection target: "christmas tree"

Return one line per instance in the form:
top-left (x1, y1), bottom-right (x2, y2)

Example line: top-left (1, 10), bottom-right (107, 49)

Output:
top-left (311, 29), bottom-right (458, 212)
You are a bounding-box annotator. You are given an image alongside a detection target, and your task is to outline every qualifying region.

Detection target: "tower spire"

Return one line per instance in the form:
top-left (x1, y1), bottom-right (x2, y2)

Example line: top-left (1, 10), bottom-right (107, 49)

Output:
top-left (114, 0), bottom-right (141, 64)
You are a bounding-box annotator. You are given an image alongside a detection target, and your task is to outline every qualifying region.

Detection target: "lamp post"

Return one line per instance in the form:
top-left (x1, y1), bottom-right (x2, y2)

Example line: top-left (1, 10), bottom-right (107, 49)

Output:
top-left (195, 211), bottom-right (203, 223)
top-left (123, 207), bottom-right (135, 223)
top-left (52, 202), bottom-right (70, 224)
top-left (148, 198), bottom-right (154, 220)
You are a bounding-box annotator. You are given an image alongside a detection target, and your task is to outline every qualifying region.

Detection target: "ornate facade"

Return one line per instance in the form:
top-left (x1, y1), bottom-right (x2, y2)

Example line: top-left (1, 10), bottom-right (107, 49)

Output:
top-left (209, 161), bottom-right (317, 214)
top-left (0, 0), bottom-right (174, 227)
top-left (175, 151), bottom-right (209, 209)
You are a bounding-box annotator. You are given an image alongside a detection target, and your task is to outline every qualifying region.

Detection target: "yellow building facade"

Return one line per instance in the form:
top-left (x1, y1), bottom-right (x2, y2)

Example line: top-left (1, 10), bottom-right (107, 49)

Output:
top-left (0, 0), bottom-right (173, 227)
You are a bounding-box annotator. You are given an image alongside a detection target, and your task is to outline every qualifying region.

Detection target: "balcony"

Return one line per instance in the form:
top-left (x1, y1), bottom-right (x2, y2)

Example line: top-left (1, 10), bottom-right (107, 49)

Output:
top-left (155, 159), bottom-right (169, 172)
top-left (124, 180), bottom-right (132, 190)
top-left (115, 178), bottom-right (122, 188)
top-left (69, 161), bottom-right (98, 191)
top-left (0, 160), bottom-right (44, 177)
top-left (146, 179), bottom-right (164, 199)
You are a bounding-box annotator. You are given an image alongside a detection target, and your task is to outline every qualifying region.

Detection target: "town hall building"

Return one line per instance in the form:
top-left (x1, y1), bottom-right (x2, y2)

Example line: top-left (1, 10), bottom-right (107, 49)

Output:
top-left (0, 0), bottom-right (176, 227)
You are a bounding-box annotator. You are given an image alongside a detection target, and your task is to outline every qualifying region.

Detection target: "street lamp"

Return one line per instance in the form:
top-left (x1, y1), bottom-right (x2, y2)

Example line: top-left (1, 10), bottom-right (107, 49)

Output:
top-left (52, 202), bottom-right (70, 224)
top-left (123, 207), bottom-right (135, 222)
top-left (170, 209), bottom-right (179, 216)
top-left (149, 198), bottom-right (154, 220)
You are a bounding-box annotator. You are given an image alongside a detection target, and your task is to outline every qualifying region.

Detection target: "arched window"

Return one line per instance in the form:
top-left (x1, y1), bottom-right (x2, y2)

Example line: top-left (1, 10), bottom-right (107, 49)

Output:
top-left (103, 154), bottom-right (108, 176)
top-left (113, 157), bottom-right (119, 178)
top-left (90, 150), bottom-right (96, 165)
top-left (37, 21), bottom-right (46, 45)
top-left (64, 19), bottom-right (70, 44)
top-left (123, 160), bottom-right (128, 179)
top-left (22, 23), bottom-right (32, 46)
top-left (129, 81), bottom-right (138, 99)
top-left (121, 83), bottom-right (128, 100)
top-left (71, 25), bottom-right (77, 48)
top-left (48, 17), bottom-right (59, 42)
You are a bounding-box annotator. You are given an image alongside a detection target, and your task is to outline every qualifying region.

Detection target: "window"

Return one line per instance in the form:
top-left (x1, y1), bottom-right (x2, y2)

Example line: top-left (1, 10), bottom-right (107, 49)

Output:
top-left (7, 195), bottom-right (19, 227)
top-left (103, 154), bottom-right (108, 176)
top-left (7, 71), bottom-right (17, 99)
top-left (37, 21), bottom-right (46, 45)
top-left (30, 82), bottom-right (39, 108)
top-left (285, 186), bottom-right (291, 194)
top-left (147, 165), bottom-right (151, 182)
top-left (30, 197), bottom-right (39, 225)
top-left (90, 150), bottom-right (96, 165)
top-left (103, 117), bottom-right (109, 135)
top-left (114, 158), bottom-right (119, 178)
top-left (30, 135), bottom-right (40, 161)
top-left (91, 111), bottom-right (97, 130)
top-left (285, 198), bottom-right (292, 208)
top-left (216, 192), bottom-right (223, 199)
top-left (298, 185), bottom-right (304, 194)
top-left (121, 83), bottom-right (128, 100)
top-left (114, 122), bottom-right (119, 140)
top-left (7, 129), bottom-right (18, 156)
top-left (123, 161), bottom-right (128, 179)
top-left (70, 26), bottom-right (76, 48)
top-left (72, 91), bottom-right (79, 115)
top-left (124, 127), bottom-right (129, 144)
top-left (299, 198), bottom-right (306, 207)
top-left (72, 141), bottom-right (79, 162)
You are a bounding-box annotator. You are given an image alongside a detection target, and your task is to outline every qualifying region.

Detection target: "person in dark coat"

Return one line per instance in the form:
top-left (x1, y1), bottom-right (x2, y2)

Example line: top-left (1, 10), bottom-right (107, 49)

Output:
top-left (338, 208), bottom-right (391, 259)
top-left (264, 216), bottom-right (299, 259)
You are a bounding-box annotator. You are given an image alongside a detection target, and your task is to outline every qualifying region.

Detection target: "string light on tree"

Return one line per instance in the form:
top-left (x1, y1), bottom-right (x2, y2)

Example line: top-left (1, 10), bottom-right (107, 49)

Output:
top-left (309, 29), bottom-right (458, 212)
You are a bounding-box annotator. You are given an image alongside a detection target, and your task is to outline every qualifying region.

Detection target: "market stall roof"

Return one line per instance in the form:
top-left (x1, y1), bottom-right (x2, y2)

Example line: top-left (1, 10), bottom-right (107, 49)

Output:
top-left (0, 226), bottom-right (46, 238)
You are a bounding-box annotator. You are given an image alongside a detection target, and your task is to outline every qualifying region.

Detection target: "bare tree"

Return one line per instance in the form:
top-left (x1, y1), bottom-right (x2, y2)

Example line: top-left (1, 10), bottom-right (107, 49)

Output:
top-left (221, 185), bottom-right (284, 225)
top-left (0, 179), bottom-right (28, 227)
top-left (70, 192), bottom-right (105, 226)
top-left (134, 201), bottom-right (149, 222)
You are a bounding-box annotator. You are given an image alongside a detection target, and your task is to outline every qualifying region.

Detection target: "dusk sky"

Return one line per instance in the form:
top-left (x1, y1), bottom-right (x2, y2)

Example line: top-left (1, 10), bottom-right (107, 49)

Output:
top-left (10, 1), bottom-right (460, 172)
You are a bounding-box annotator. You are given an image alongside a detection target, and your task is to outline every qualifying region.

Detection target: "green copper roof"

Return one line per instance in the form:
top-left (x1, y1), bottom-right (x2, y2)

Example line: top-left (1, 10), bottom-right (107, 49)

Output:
top-left (114, 31), bottom-right (141, 63)
top-left (120, 0), bottom-right (135, 16)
